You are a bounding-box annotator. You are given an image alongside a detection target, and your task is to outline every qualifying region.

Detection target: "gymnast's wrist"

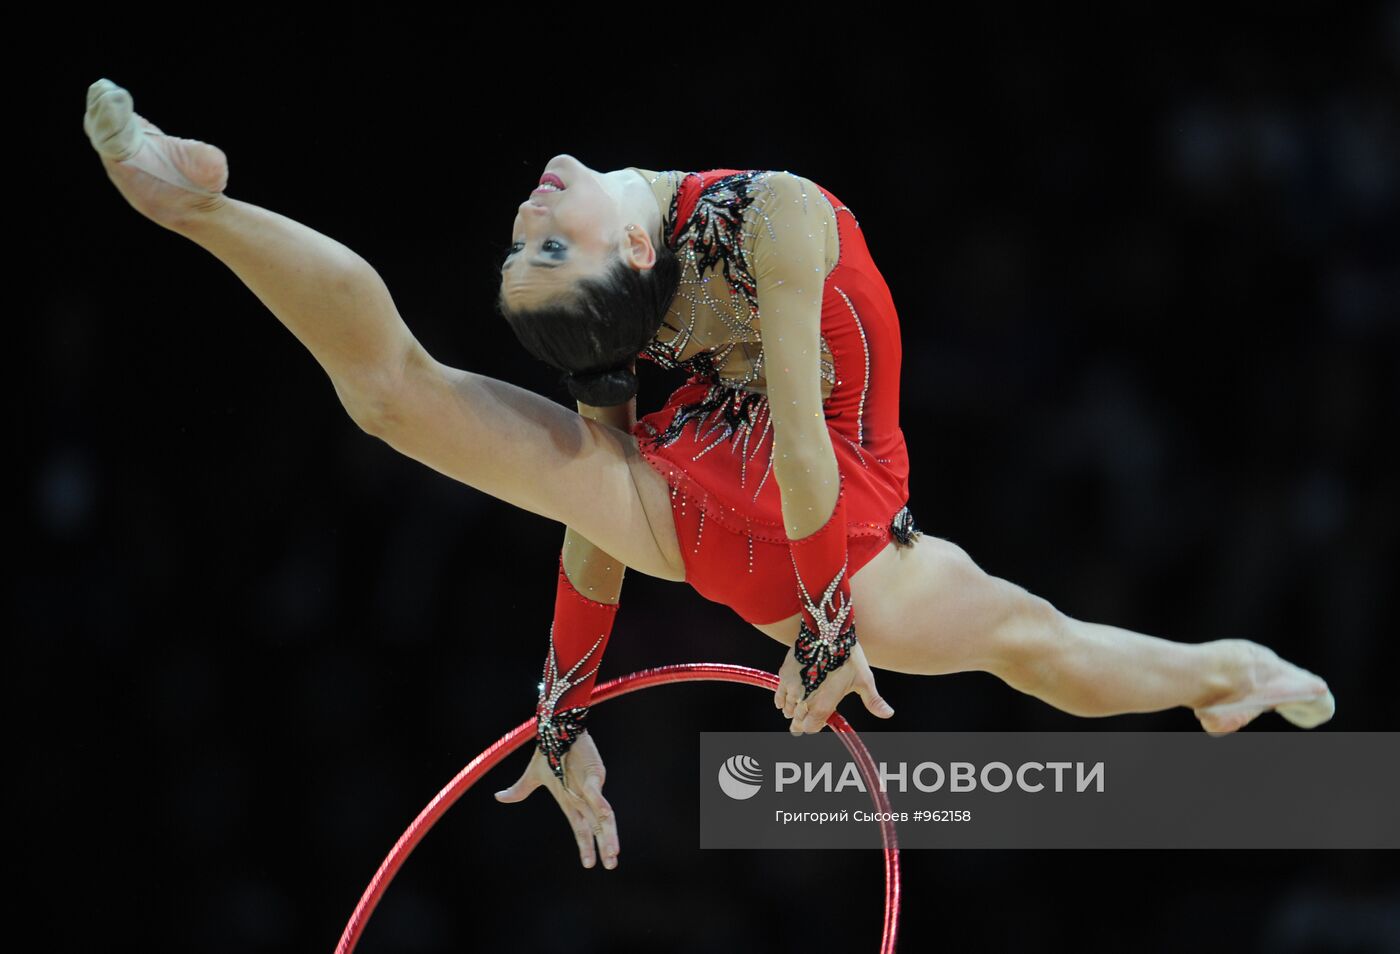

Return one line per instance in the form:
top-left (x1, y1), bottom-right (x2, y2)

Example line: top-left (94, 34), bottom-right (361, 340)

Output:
top-left (535, 697), bottom-right (592, 784)
top-left (794, 608), bottom-right (858, 697)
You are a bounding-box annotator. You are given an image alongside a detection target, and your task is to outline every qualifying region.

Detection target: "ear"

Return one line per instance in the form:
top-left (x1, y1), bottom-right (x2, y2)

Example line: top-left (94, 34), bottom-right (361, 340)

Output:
top-left (621, 224), bottom-right (657, 271)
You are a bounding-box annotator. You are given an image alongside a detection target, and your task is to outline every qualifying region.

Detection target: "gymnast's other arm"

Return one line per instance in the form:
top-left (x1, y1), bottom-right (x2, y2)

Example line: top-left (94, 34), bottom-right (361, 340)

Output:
top-left (494, 390), bottom-right (632, 871)
top-left (753, 173), bottom-right (896, 735)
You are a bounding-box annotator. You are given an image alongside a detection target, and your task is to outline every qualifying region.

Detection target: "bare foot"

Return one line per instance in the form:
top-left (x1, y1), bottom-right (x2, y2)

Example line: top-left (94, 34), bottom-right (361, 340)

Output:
top-left (83, 78), bottom-right (229, 225)
top-left (1194, 639), bottom-right (1334, 735)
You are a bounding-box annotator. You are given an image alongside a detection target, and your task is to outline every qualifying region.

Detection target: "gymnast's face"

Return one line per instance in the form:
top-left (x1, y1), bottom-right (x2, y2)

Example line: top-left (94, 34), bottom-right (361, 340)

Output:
top-left (500, 154), bottom-right (631, 309)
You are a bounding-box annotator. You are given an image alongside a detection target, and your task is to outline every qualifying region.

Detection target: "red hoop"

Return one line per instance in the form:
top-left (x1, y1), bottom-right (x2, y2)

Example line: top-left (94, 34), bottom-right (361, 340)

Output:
top-left (334, 663), bottom-right (902, 953)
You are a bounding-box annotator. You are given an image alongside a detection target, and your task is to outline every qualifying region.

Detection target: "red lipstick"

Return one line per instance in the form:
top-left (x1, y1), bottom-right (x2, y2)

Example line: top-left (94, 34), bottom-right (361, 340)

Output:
top-left (533, 172), bottom-right (566, 195)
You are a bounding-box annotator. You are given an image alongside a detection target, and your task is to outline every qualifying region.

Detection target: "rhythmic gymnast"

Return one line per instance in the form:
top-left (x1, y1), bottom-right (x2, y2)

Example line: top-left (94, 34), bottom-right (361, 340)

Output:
top-left (83, 78), bottom-right (1335, 875)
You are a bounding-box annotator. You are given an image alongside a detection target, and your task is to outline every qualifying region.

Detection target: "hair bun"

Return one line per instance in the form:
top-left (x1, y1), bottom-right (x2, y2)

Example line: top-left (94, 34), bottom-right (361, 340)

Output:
top-left (563, 365), bottom-right (638, 407)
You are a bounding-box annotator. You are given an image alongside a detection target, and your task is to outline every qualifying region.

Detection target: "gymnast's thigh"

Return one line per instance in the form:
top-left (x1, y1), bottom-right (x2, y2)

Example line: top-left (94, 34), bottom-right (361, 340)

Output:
top-left (368, 360), bottom-right (687, 582)
top-left (850, 532), bottom-right (1037, 676)
top-left (624, 436), bottom-right (687, 582)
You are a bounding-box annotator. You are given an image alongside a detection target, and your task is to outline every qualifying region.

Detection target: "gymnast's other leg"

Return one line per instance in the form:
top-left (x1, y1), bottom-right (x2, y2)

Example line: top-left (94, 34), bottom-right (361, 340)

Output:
top-left (83, 79), bottom-right (686, 584)
top-left (768, 532), bottom-right (1333, 734)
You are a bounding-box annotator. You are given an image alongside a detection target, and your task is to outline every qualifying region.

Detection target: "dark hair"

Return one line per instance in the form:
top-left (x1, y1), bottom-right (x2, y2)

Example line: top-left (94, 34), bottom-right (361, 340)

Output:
top-left (495, 242), bottom-right (681, 407)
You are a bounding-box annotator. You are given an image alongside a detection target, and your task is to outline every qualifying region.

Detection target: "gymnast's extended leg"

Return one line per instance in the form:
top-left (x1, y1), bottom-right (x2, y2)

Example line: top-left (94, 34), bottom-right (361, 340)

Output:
top-left (776, 532), bottom-right (1333, 734)
top-left (83, 80), bottom-right (683, 583)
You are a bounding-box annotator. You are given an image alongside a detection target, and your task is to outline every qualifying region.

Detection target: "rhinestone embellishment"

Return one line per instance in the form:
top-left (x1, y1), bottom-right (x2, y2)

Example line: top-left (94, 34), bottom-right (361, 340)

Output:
top-left (535, 626), bottom-right (607, 790)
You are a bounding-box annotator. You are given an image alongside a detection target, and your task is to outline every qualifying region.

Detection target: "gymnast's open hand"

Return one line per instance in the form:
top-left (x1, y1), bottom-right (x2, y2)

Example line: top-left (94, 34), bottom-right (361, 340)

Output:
top-left (775, 640), bottom-right (895, 735)
top-left (495, 730), bottom-right (620, 870)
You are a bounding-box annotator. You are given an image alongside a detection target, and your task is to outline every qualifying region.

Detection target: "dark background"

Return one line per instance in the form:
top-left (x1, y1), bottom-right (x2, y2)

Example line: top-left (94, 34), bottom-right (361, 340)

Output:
top-left (18, 7), bottom-right (1398, 952)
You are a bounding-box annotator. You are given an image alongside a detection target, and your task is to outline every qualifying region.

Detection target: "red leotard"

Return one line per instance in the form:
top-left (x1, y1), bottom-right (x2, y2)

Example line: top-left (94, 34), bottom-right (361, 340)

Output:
top-left (631, 169), bottom-right (920, 626)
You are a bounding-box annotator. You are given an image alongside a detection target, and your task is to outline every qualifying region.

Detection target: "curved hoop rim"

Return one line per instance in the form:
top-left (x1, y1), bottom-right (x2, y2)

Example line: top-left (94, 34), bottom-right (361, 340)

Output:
top-left (334, 662), bottom-right (901, 953)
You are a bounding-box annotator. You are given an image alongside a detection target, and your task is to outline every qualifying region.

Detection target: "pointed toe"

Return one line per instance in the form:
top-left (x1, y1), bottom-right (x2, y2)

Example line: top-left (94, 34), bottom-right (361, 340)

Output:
top-left (1277, 689), bottom-right (1335, 729)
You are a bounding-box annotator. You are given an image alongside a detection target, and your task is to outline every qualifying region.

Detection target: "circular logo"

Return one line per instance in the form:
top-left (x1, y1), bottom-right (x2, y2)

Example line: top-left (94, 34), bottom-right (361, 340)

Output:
top-left (717, 754), bottom-right (764, 800)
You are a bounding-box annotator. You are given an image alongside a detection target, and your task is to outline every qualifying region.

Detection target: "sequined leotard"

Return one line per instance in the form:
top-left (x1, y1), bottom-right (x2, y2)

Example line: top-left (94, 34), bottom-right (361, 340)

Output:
top-left (629, 168), bottom-right (921, 626)
top-left (529, 167), bottom-right (923, 784)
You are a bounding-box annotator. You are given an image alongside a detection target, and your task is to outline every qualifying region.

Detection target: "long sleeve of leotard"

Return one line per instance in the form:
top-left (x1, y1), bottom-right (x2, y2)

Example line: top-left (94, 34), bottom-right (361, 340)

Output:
top-left (534, 534), bottom-right (624, 791)
top-left (746, 172), bottom-right (858, 695)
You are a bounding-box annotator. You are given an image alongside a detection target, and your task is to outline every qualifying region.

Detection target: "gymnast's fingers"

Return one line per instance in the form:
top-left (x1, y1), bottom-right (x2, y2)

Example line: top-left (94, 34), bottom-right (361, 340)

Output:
top-left (582, 774), bottom-right (620, 869)
top-left (855, 667), bottom-right (896, 719)
top-left (562, 782), bottom-right (614, 871)
top-left (545, 778), bottom-right (598, 868)
top-left (793, 674), bottom-right (845, 735)
top-left (565, 803), bottom-right (598, 869)
top-left (777, 648), bottom-right (804, 719)
top-left (784, 671), bottom-right (808, 720)
top-left (791, 696), bottom-right (812, 735)
top-left (493, 761), bottom-right (542, 804)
